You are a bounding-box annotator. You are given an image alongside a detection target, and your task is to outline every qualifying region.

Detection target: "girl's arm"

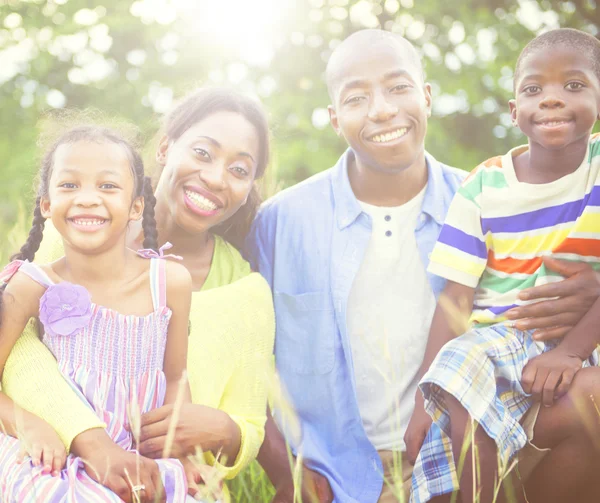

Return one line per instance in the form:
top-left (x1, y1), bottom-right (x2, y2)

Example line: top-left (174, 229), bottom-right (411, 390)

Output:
top-left (164, 261), bottom-right (193, 405)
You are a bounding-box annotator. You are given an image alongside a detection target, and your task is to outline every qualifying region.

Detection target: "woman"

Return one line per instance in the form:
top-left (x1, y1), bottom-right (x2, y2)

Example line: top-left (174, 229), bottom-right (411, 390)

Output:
top-left (1, 88), bottom-right (275, 503)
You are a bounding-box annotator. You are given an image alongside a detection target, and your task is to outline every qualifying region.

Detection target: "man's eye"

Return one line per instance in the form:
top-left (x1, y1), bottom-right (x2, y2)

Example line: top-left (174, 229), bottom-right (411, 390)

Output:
top-left (523, 85), bottom-right (540, 94)
top-left (566, 82), bottom-right (584, 90)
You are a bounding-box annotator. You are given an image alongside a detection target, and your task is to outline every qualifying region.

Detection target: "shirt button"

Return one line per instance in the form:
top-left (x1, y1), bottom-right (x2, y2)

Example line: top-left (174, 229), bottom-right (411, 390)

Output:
top-left (384, 215), bottom-right (391, 221)
top-left (385, 230), bottom-right (392, 237)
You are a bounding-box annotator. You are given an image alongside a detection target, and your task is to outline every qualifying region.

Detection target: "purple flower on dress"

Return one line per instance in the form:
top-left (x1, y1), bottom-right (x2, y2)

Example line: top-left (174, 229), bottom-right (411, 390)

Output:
top-left (39, 282), bottom-right (92, 337)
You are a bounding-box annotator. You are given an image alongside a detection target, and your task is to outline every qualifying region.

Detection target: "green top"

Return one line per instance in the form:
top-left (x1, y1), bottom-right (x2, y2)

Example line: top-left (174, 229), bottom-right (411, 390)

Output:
top-left (202, 235), bottom-right (252, 291)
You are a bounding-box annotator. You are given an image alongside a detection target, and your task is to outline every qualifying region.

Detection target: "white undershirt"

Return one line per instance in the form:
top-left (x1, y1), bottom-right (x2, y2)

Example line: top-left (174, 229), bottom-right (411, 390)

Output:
top-left (347, 185), bottom-right (435, 451)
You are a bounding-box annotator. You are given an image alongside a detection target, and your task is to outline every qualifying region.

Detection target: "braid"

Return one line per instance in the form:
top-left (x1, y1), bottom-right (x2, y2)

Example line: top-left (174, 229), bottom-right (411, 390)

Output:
top-left (141, 176), bottom-right (159, 252)
top-left (11, 197), bottom-right (46, 262)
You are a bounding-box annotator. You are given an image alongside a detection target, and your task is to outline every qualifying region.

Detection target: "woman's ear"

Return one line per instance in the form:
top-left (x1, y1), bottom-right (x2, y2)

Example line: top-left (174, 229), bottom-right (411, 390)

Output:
top-left (156, 135), bottom-right (170, 166)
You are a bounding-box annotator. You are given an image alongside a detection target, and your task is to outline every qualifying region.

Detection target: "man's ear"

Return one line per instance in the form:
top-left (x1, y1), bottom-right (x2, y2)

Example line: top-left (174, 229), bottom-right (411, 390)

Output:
top-left (40, 196), bottom-right (51, 219)
top-left (156, 135), bottom-right (170, 166)
top-left (423, 82), bottom-right (433, 118)
top-left (130, 196), bottom-right (144, 222)
top-left (509, 99), bottom-right (518, 126)
top-left (328, 105), bottom-right (341, 136)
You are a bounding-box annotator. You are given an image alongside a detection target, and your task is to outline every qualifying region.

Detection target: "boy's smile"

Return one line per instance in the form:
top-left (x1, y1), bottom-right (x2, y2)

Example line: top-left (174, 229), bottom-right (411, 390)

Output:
top-left (510, 45), bottom-right (600, 152)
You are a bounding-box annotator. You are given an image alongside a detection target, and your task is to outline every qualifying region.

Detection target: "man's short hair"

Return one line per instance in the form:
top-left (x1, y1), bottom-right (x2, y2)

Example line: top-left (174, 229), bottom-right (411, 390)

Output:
top-left (514, 28), bottom-right (600, 90)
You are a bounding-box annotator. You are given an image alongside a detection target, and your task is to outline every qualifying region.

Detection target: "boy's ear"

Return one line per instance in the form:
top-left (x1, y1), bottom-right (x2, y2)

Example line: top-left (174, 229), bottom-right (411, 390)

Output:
top-left (328, 105), bottom-right (342, 136)
top-left (424, 83), bottom-right (432, 118)
top-left (130, 196), bottom-right (144, 221)
top-left (509, 99), bottom-right (518, 126)
top-left (156, 135), bottom-right (170, 166)
top-left (39, 197), bottom-right (51, 219)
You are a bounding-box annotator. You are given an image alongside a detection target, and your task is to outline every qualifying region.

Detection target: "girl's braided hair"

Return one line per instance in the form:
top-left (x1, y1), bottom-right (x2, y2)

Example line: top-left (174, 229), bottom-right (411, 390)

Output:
top-left (1, 116), bottom-right (158, 325)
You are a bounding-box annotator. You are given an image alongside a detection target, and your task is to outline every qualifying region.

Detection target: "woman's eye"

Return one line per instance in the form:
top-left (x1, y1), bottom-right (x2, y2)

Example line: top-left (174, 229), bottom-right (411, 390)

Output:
top-left (231, 166), bottom-right (249, 176)
top-left (193, 147), bottom-right (210, 159)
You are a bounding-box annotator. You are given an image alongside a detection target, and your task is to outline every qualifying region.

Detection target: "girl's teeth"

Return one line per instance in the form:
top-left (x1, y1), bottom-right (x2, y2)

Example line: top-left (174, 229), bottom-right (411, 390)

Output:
top-left (73, 219), bottom-right (105, 226)
top-left (372, 128), bottom-right (408, 143)
top-left (185, 190), bottom-right (218, 211)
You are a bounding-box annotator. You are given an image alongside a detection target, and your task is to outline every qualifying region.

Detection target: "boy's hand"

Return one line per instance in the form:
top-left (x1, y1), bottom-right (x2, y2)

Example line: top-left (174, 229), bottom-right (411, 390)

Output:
top-left (521, 348), bottom-right (583, 406)
top-left (17, 413), bottom-right (66, 476)
top-left (404, 392), bottom-right (432, 465)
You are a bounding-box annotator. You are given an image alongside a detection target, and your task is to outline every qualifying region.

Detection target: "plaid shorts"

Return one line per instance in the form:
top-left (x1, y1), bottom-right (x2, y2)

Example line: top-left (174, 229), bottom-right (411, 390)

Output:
top-left (410, 322), bottom-right (598, 503)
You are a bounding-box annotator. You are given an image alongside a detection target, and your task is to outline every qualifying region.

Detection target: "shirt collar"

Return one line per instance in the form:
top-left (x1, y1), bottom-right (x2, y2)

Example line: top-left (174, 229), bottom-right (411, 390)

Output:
top-left (331, 148), bottom-right (450, 229)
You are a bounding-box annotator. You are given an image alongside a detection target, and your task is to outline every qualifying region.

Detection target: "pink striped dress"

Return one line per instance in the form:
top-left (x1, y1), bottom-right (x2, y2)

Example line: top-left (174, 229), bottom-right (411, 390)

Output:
top-left (0, 258), bottom-right (187, 502)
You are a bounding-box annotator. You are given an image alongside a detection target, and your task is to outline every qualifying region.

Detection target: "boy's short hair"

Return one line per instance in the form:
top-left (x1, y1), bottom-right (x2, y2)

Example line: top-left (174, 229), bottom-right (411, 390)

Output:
top-left (514, 28), bottom-right (600, 90)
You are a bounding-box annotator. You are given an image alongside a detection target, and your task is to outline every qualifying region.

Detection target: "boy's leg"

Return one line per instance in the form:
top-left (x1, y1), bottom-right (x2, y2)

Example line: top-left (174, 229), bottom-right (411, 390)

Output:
top-left (443, 392), bottom-right (521, 503)
top-left (523, 367), bottom-right (600, 503)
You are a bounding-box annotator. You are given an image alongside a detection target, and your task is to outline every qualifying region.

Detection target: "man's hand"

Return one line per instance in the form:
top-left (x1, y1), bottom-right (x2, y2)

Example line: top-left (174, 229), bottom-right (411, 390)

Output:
top-left (506, 258), bottom-right (600, 341)
top-left (404, 393), bottom-right (432, 465)
top-left (271, 462), bottom-right (333, 503)
top-left (521, 347), bottom-right (584, 406)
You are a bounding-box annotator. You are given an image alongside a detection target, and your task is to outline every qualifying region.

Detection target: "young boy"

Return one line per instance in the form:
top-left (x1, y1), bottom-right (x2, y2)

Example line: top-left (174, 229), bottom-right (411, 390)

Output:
top-left (409, 28), bottom-right (600, 503)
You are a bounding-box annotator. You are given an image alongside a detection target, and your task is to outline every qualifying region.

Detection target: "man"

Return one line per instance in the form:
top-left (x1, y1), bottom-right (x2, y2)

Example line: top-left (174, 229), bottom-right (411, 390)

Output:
top-left (248, 29), bottom-right (600, 503)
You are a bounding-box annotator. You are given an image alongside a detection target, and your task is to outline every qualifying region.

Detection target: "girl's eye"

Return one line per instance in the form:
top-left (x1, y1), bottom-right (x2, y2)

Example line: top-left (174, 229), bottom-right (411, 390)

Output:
top-left (100, 183), bottom-right (118, 189)
top-left (193, 147), bottom-right (211, 159)
top-left (60, 183), bottom-right (77, 189)
top-left (523, 85), bottom-right (541, 94)
top-left (566, 81), bottom-right (584, 90)
top-left (345, 96), bottom-right (364, 105)
top-left (231, 166), bottom-right (249, 177)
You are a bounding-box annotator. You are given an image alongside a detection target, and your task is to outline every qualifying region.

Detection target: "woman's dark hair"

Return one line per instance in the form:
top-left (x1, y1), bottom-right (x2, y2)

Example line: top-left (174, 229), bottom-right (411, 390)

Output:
top-left (159, 87), bottom-right (270, 250)
top-left (11, 125), bottom-right (159, 263)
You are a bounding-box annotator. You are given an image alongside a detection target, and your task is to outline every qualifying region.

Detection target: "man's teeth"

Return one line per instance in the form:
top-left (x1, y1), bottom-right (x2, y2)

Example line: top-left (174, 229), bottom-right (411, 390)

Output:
top-left (539, 121), bottom-right (568, 127)
top-left (72, 219), bottom-right (105, 226)
top-left (371, 128), bottom-right (408, 143)
top-left (185, 190), bottom-right (218, 211)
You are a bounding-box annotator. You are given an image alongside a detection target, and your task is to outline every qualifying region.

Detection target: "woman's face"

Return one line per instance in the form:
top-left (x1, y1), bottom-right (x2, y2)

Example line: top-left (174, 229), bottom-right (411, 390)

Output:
top-left (155, 110), bottom-right (260, 235)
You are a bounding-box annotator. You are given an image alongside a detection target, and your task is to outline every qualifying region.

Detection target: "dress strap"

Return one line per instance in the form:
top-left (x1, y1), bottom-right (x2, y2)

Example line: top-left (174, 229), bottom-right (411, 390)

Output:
top-left (0, 260), bottom-right (54, 289)
top-left (149, 258), bottom-right (167, 310)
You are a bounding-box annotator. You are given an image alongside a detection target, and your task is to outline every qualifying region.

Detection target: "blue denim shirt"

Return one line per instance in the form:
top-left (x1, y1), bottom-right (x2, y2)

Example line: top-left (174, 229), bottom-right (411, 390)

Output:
top-left (245, 149), bottom-right (465, 503)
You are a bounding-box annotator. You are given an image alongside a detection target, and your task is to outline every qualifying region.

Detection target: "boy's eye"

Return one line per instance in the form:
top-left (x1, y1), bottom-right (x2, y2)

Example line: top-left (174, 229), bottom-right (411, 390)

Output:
top-left (523, 85), bottom-right (541, 94)
top-left (391, 84), bottom-right (410, 92)
top-left (566, 81), bottom-right (585, 90)
top-left (193, 147), bottom-right (211, 159)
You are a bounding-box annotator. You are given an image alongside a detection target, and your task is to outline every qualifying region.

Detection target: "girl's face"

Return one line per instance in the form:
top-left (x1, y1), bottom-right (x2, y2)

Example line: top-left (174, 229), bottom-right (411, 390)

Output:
top-left (155, 111), bottom-right (259, 235)
top-left (41, 140), bottom-right (143, 255)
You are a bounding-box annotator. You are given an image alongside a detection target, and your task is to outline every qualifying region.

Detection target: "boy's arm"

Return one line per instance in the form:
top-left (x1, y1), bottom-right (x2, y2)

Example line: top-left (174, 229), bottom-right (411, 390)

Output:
top-left (163, 260), bottom-right (193, 406)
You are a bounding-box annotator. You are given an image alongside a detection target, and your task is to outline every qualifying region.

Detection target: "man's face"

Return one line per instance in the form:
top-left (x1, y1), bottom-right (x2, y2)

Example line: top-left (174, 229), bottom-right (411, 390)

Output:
top-left (328, 40), bottom-right (432, 175)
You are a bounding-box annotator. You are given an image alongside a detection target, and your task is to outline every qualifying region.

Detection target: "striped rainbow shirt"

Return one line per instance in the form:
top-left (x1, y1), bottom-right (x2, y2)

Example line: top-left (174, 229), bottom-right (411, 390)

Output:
top-left (428, 133), bottom-right (600, 326)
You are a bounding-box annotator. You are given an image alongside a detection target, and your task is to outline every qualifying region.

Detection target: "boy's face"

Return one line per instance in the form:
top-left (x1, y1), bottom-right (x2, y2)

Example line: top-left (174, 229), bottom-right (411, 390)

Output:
top-left (328, 39), bottom-right (432, 175)
top-left (510, 45), bottom-right (600, 151)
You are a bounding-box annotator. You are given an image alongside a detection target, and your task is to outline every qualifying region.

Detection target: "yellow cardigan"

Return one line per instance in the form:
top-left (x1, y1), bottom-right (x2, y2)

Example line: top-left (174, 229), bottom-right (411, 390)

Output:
top-left (2, 224), bottom-right (275, 496)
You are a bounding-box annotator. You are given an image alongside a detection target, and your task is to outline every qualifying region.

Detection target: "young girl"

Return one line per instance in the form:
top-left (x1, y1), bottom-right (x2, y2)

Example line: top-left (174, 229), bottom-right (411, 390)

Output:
top-left (0, 125), bottom-right (193, 502)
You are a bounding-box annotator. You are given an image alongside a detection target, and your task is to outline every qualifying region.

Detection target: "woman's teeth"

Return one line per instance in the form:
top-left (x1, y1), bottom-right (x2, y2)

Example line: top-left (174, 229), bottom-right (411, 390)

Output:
top-left (185, 190), bottom-right (218, 211)
top-left (72, 218), bottom-right (106, 226)
top-left (371, 128), bottom-right (408, 143)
